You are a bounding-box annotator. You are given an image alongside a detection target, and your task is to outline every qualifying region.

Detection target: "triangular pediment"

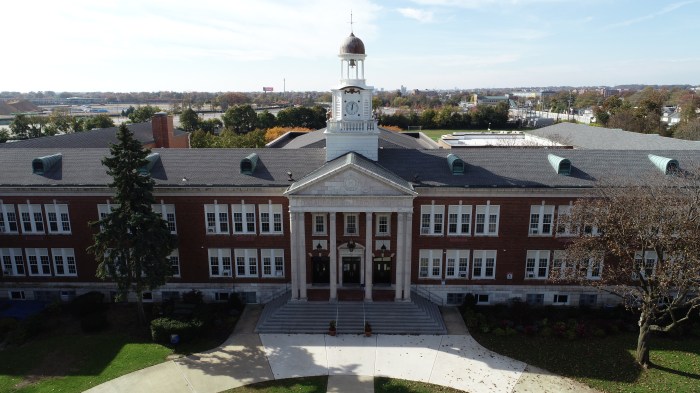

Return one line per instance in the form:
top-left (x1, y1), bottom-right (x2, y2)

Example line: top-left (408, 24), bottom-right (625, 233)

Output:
top-left (285, 153), bottom-right (416, 197)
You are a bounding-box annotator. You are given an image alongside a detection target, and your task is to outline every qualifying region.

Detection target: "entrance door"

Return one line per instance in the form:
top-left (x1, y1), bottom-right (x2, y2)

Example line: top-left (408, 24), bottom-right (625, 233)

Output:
top-left (312, 256), bottom-right (330, 284)
top-left (342, 257), bottom-right (361, 284)
top-left (373, 257), bottom-right (392, 285)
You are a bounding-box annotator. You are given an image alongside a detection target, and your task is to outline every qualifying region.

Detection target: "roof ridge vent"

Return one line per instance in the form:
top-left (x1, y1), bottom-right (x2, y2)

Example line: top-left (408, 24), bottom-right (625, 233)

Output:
top-left (446, 153), bottom-right (465, 175)
top-left (32, 153), bottom-right (62, 175)
top-left (547, 153), bottom-right (571, 176)
top-left (240, 152), bottom-right (259, 175)
top-left (648, 154), bottom-right (679, 174)
top-left (138, 152), bottom-right (160, 175)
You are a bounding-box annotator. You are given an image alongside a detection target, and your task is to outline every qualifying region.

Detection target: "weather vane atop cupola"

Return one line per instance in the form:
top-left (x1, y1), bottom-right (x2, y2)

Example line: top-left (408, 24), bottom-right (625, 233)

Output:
top-left (349, 10), bottom-right (354, 34)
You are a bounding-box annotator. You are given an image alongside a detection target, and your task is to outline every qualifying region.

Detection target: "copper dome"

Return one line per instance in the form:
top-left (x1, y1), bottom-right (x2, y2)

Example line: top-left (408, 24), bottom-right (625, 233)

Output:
top-left (339, 33), bottom-right (365, 55)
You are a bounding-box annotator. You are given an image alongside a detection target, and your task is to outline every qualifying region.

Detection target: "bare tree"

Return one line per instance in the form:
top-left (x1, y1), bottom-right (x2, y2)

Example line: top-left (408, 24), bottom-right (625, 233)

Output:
top-left (555, 167), bottom-right (700, 368)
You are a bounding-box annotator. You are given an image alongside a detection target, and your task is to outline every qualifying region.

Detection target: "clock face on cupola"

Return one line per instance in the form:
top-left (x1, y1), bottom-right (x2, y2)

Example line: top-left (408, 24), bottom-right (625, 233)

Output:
top-left (325, 27), bottom-right (380, 162)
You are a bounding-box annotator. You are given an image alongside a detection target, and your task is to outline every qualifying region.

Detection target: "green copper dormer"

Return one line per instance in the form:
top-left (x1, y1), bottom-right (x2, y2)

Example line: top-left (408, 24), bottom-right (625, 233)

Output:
top-left (138, 152), bottom-right (160, 175)
top-left (648, 154), bottom-right (679, 175)
top-left (32, 153), bottom-right (62, 175)
top-left (446, 154), bottom-right (465, 175)
top-left (547, 154), bottom-right (571, 176)
top-left (240, 153), bottom-right (259, 175)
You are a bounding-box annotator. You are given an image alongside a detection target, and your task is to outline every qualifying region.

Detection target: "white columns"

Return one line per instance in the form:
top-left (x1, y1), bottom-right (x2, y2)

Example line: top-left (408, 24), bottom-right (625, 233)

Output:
top-left (298, 212), bottom-right (307, 300)
top-left (364, 212), bottom-right (373, 301)
top-left (402, 212), bottom-right (413, 301)
top-left (395, 212), bottom-right (405, 301)
top-left (290, 211), bottom-right (300, 300)
top-left (330, 212), bottom-right (337, 301)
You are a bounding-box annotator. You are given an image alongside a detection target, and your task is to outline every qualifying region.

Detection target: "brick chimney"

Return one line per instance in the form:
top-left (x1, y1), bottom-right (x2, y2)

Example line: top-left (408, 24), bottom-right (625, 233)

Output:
top-left (151, 112), bottom-right (174, 148)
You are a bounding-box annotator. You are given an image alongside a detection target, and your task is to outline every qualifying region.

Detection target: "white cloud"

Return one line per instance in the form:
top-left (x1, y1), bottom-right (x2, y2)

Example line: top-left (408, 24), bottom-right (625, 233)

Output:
top-left (604, 0), bottom-right (698, 29)
top-left (397, 8), bottom-right (435, 23)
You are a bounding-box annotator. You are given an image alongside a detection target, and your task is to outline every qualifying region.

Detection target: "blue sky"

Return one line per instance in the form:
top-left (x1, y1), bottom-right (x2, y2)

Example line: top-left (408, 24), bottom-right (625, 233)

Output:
top-left (4, 0), bottom-right (699, 92)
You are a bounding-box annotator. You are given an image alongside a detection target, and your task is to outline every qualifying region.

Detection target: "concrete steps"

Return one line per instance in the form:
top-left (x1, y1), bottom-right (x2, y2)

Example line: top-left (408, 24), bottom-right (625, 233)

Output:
top-left (255, 292), bottom-right (447, 335)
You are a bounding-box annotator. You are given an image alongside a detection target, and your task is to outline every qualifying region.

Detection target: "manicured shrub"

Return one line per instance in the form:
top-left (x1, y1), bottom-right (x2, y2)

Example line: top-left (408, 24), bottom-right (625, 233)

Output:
top-left (81, 313), bottom-right (110, 333)
top-left (228, 292), bottom-right (245, 311)
top-left (505, 327), bottom-right (517, 336)
top-left (182, 290), bottom-right (203, 305)
top-left (69, 291), bottom-right (105, 317)
top-left (150, 317), bottom-right (204, 343)
top-left (593, 328), bottom-right (606, 338)
top-left (493, 327), bottom-right (506, 336)
top-left (540, 326), bottom-right (553, 337)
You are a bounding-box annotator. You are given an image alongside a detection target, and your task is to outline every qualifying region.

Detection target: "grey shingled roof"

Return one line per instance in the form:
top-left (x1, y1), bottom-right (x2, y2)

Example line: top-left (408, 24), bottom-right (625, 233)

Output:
top-left (527, 123), bottom-right (700, 150)
top-left (0, 121), bottom-right (187, 149)
top-left (277, 128), bottom-right (437, 150)
top-left (286, 152), bottom-right (415, 194)
top-left (2, 147), bottom-right (698, 190)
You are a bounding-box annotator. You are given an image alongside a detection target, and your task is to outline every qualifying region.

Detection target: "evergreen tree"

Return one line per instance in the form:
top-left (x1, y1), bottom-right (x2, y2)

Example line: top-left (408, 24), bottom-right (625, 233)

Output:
top-left (88, 124), bottom-right (177, 324)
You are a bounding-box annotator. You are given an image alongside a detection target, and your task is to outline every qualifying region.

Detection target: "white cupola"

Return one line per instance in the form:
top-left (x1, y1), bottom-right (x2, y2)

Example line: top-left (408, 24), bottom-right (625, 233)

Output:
top-left (325, 31), bottom-right (379, 162)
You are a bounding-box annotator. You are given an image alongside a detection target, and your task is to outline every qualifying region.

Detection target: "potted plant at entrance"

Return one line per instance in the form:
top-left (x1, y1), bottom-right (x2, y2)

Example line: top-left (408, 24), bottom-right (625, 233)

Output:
top-left (329, 320), bottom-right (337, 336)
top-left (364, 321), bottom-right (372, 337)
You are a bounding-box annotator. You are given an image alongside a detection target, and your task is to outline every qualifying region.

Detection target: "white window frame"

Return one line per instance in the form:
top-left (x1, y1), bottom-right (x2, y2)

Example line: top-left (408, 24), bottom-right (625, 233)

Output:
top-left (525, 250), bottom-right (550, 279)
top-left (51, 248), bottom-right (77, 277)
top-left (474, 203), bottom-right (499, 236)
top-left (556, 204), bottom-right (574, 237)
top-left (261, 248), bottom-right (285, 278)
top-left (312, 214), bottom-right (327, 236)
top-left (445, 249), bottom-right (469, 279)
top-left (418, 249), bottom-right (442, 279)
top-left (26, 248), bottom-right (51, 276)
top-left (447, 204), bottom-right (471, 236)
top-left (376, 213), bottom-right (390, 236)
top-left (634, 250), bottom-right (657, 279)
top-left (208, 248), bottom-right (232, 277)
top-left (551, 250), bottom-right (575, 279)
top-left (476, 294), bottom-right (490, 305)
top-left (1, 248), bottom-right (25, 276)
top-left (169, 249), bottom-right (180, 277)
top-left (344, 213), bottom-right (358, 236)
top-left (232, 203), bottom-right (256, 234)
top-left (204, 203), bottom-right (229, 234)
top-left (19, 203), bottom-right (45, 234)
top-left (420, 204), bottom-right (444, 235)
top-left (9, 291), bottom-right (25, 300)
top-left (529, 204), bottom-right (554, 236)
top-left (586, 256), bottom-right (603, 280)
top-left (0, 202), bottom-right (19, 234)
top-left (153, 203), bottom-right (177, 234)
top-left (259, 203), bottom-right (283, 234)
top-left (235, 248), bottom-right (258, 277)
top-left (472, 250), bottom-right (497, 279)
top-left (553, 294), bottom-right (569, 305)
top-left (45, 203), bottom-right (71, 234)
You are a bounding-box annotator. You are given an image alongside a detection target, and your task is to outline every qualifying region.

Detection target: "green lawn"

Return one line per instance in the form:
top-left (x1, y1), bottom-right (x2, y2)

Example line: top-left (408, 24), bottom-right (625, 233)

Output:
top-left (403, 129), bottom-right (493, 141)
top-left (472, 332), bottom-right (700, 393)
top-left (0, 333), bottom-right (172, 393)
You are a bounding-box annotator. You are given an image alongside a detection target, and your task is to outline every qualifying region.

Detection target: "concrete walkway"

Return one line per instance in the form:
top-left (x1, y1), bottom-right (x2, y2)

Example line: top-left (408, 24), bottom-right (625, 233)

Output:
top-left (85, 305), bottom-right (600, 393)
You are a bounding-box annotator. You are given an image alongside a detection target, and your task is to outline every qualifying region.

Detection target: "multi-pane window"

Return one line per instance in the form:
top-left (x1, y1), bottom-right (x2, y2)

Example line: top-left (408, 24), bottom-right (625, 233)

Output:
top-left (261, 249), bottom-right (285, 277)
top-left (18, 204), bottom-right (45, 234)
top-left (418, 249), bottom-right (442, 278)
top-left (529, 205), bottom-right (554, 236)
top-left (259, 203), bottom-right (283, 234)
top-left (553, 294), bottom-right (569, 305)
top-left (208, 248), bottom-right (232, 277)
top-left (312, 214), bottom-right (326, 235)
top-left (579, 294), bottom-right (598, 307)
top-left (525, 250), bottom-right (550, 279)
top-left (204, 204), bottom-right (229, 234)
top-left (376, 213), bottom-right (390, 236)
top-left (344, 213), bottom-right (358, 236)
top-left (447, 205), bottom-right (471, 235)
top-left (472, 250), bottom-right (497, 279)
top-left (26, 248), bottom-right (51, 276)
top-left (1, 248), bottom-right (25, 276)
top-left (51, 248), bottom-right (77, 276)
top-left (169, 249), bottom-right (180, 277)
top-left (634, 251), bottom-right (657, 279)
top-left (556, 204), bottom-right (573, 236)
top-left (526, 293), bottom-right (544, 306)
top-left (551, 250), bottom-right (574, 278)
top-left (0, 203), bottom-right (18, 234)
top-left (235, 249), bottom-right (258, 277)
top-left (474, 204), bottom-right (499, 236)
top-left (420, 204), bottom-right (444, 235)
top-left (445, 249), bottom-right (469, 278)
top-left (232, 203), bottom-right (256, 234)
top-left (153, 203), bottom-right (177, 234)
top-left (45, 204), bottom-right (71, 234)
top-left (586, 257), bottom-right (603, 280)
